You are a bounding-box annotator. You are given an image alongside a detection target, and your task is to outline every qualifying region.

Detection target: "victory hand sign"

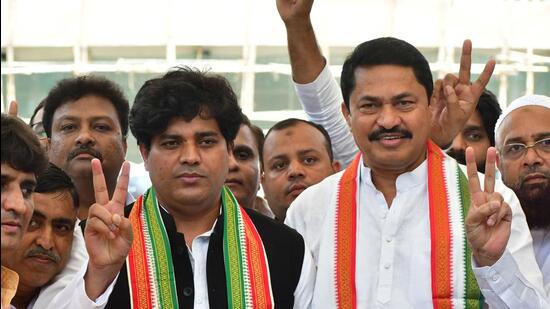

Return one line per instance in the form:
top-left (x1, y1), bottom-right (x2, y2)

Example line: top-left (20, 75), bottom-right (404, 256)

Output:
top-left (430, 40), bottom-right (496, 147)
top-left (465, 147), bottom-right (512, 267)
top-left (84, 159), bottom-right (133, 299)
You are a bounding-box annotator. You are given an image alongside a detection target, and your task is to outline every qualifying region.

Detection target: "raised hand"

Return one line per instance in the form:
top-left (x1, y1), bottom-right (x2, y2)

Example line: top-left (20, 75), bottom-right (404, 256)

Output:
top-left (430, 40), bottom-right (496, 147)
top-left (276, 0), bottom-right (314, 25)
top-left (84, 159), bottom-right (132, 299)
top-left (464, 146), bottom-right (512, 267)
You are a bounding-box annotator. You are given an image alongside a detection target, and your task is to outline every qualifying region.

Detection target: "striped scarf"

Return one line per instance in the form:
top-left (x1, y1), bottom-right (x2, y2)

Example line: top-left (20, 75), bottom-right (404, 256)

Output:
top-left (126, 186), bottom-right (274, 308)
top-left (334, 140), bottom-right (483, 308)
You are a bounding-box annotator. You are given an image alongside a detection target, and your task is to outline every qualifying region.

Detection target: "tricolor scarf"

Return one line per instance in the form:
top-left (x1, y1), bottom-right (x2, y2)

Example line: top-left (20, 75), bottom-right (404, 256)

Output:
top-left (333, 140), bottom-right (483, 308)
top-left (126, 186), bottom-right (274, 309)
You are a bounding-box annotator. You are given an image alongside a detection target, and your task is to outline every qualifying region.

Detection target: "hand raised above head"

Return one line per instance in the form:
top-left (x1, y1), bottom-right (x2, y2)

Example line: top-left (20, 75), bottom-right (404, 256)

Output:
top-left (430, 40), bottom-right (496, 147)
top-left (276, 0), bottom-right (314, 25)
top-left (464, 147), bottom-right (512, 267)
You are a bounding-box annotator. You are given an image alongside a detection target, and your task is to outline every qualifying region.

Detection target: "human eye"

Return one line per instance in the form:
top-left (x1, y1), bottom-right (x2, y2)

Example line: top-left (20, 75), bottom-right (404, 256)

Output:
top-left (358, 102), bottom-right (379, 113)
top-left (55, 223), bottom-right (73, 234)
top-left (504, 143), bottom-right (525, 156)
top-left (28, 218), bottom-right (40, 231)
top-left (59, 123), bottom-right (77, 133)
top-left (160, 139), bottom-right (179, 149)
top-left (396, 100), bottom-right (415, 110)
top-left (537, 137), bottom-right (550, 148)
top-left (303, 156), bottom-right (318, 165)
top-left (21, 184), bottom-right (35, 199)
top-left (234, 149), bottom-right (252, 161)
top-left (465, 131), bottom-right (482, 142)
top-left (199, 138), bottom-right (218, 147)
top-left (94, 123), bottom-right (112, 132)
top-left (271, 161), bottom-right (287, 171)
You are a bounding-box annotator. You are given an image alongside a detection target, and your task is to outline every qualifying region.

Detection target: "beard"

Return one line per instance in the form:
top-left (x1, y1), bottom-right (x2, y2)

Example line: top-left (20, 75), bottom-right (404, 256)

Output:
top-left (510, 169), bottom-right (550, 229)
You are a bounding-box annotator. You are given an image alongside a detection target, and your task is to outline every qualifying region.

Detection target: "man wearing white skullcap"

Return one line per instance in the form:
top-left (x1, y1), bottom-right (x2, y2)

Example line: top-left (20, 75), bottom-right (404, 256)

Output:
top-left (495, 94), bottom-right (550, 295)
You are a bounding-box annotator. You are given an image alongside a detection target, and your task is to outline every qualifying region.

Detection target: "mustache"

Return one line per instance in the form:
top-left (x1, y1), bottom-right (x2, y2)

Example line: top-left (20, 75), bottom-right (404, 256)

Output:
top-left (1, 210), bottom-right (21, 222)
top-left (368, 126), bottom-right (413, 141)
top-left (67, 145), bottom-right (103, 162)
top-left (26, 247), bottom-right (61, 263)
top-left (519, 166), bottom-right (550, 187)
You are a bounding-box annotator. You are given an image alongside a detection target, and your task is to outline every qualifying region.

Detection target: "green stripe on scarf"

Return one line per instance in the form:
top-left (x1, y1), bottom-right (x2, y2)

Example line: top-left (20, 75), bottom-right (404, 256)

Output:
top-left (457, 167), bottom-right (484, 308)
top-left (223, 186), bottom-right (246, 307)
top-left (144, 189), bottom-right (179, 308)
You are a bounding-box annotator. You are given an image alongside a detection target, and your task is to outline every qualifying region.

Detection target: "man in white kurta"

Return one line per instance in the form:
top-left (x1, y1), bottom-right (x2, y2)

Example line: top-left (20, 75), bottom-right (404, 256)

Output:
top-left (494, 94), bottom-right (550, 296)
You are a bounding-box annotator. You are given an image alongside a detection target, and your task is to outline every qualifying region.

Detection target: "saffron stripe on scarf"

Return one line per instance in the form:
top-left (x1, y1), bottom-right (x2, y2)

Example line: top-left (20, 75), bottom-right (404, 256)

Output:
top-left (335, 153), bottom-right (360, 309)
top-left (428, 141), bottom-right (453, 309)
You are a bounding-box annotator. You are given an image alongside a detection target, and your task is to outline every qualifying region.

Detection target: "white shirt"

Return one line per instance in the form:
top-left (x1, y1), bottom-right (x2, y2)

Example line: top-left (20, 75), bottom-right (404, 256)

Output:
top-left (532, 229), bottom-right (550, 295)
top-left (158, 205), bottom-right (315, 309)
top-left (294, 63), bottom-right (357, 168)
top-left (286, 157), bottom-right (549, 308)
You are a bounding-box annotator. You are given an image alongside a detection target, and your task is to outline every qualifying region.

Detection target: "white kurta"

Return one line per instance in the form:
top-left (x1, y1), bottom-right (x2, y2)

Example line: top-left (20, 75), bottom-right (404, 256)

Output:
top-left (532, 229), bottom-right (550, 296)
top-left (286, 156), bottom-right (549, 308)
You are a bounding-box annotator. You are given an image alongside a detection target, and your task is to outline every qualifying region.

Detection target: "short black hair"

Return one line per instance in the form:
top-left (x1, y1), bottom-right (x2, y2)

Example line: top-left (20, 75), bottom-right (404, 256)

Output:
top-left (42, 75), bottom-right (129, 138)
top-left (35, 163), bottom-right (79, 210)
top-left (241, 113), bottom-right (265, 154)
top-left (1, 114), bottom-right (48, 176)
top-left (341, 37), bottom-right (433, 111)
top-left (476, 89), bottom-right (502, 146)
top-left (262, 118), bottom-right (334, 169)
top-left (130, 66), bottom-right (243, 150)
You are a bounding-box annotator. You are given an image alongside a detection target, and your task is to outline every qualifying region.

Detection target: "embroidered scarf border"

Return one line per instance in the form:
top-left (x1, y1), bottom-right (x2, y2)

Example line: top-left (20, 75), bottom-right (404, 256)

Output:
top-left (334, 140), bottom-right (483, 308)
top-left (126, 186), bottom-right (274, 309)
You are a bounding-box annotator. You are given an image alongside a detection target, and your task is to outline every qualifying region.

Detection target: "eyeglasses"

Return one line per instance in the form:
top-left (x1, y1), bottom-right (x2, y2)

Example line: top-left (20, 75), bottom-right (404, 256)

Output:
top-left (500, 137), bottom-right (550, 160)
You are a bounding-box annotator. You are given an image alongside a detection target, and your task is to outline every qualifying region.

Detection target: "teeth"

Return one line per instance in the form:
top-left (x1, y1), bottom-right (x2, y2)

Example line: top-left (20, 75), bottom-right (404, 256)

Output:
top-left (382, 136), bottom-right (401, 140)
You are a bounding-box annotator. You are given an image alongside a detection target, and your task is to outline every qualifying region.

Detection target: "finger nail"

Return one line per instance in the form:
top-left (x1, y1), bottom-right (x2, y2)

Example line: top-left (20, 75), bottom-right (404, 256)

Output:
top-left (487, 218), bottom-right (495, 226)
top-left (490, 202), bottom-right (500, 209)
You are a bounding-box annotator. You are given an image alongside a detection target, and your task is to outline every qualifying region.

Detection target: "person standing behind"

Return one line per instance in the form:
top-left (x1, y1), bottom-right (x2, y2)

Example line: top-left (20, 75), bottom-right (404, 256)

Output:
top-left (3, 163), bottom-right (78, 309)
top-left (495, 94), bottom-right (550, 295)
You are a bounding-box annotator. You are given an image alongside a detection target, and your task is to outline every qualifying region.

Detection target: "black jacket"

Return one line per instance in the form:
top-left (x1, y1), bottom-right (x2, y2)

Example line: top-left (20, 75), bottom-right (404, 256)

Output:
top-left (102, 203), bottom-right (306, 309)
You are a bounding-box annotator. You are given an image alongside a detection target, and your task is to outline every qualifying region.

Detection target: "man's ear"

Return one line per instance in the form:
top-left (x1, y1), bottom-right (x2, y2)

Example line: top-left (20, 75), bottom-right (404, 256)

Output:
top-left (341, 102), bottom-right (351, 129)
top-left (139, 143), bottom-right (150, 171)
top-left (332, 160), bottom-right (342, 173)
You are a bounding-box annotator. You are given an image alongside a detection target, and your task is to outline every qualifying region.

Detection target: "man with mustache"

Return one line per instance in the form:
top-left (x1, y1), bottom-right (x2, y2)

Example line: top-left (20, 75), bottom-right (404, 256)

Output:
top-left (3, 163), bottom-right (78, 309)
top-left (495, 94), bottom-right (550, 295)
top-left (1, 114), bottom-right (48, 309)
top-left (226, 115), bottom-right (275, 218)
top-left (261, 118), bottom-right (340, 221)
top-left (279, 1), bottom-right (547, 307)
top-left (102, 67), bottom-right (314, 308)
top-left (29, 75), bottom-right (149, 308)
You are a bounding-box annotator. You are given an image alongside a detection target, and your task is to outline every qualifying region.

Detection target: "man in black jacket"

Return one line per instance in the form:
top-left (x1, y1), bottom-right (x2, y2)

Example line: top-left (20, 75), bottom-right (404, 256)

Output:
top-left (104, 66), bottom-right (314, 308)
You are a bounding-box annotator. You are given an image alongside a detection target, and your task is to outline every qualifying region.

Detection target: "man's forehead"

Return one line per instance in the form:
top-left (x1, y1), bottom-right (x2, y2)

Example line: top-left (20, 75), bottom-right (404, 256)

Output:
top-left (33, 192), bottom-right (77, 218)
top-left (498, 106), bottom-right (550, 143)
top-left (0, 164), bottom-right (36, 182)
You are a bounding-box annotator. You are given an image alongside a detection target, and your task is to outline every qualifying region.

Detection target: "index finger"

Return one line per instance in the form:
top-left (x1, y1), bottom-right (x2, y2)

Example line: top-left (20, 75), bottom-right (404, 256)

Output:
top-left (483, 147), bottom-right (497, 194)
top-left (465, 147), bottom-right (482, 195)
top-left (8, 100), bottom-right (18, 117)
top-left (458, 40), bottom-right (472, 85)
top-left (111, 161), bottom-right (130, 209)
top-left (91, 158), bottom-right (109, 205)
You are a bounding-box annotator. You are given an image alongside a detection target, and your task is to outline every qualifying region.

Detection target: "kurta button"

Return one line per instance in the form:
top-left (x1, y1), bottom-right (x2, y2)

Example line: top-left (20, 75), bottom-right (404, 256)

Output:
top-left (183, 287), bottom-right (193, 296)
top-left (384, 263), bottom-right (391, 269)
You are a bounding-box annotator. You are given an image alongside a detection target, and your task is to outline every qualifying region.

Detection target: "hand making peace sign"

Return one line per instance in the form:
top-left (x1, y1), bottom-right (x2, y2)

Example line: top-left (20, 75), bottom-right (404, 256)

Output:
top-left (464, 147), bottom-right (512, 267)
top-left (430, 40), bottom-right (496, 147)
top-left (83, 159), bottom-right (133, 299)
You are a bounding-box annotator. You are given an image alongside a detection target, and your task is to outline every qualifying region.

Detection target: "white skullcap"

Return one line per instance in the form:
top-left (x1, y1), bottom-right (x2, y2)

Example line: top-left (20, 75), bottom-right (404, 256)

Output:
top-left (494, 94), bottom-right (550, 143)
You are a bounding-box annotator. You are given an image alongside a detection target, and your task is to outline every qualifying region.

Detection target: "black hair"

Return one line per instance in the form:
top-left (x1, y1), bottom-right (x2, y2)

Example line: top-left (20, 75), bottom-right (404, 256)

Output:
top-left (241, 113), bottom-right (265, 154)
top-left (29, 98), bottom-right (46, 127)
top-left (341, 37), bottom-right (433, 111)
top-left (262, 118), bottom-right (334, 168)
top-left (42, 75), bottom-right (129, 138)
top-left (130, 66), bottom-right (243, 149)
top-left (476, 89), bottom-right (502, 146)
top-left (1, 114), bottom-right (48, 176)
top-left (35, 163), bottom-right (79, 209)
